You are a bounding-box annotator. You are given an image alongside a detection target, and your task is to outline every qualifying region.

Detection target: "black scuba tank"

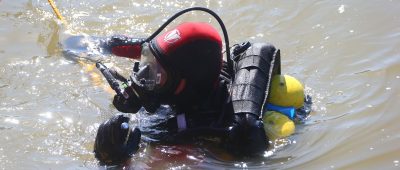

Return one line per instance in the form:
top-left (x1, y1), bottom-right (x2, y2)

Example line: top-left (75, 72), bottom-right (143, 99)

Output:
top-left (231, 42), bottom-right (281, 117)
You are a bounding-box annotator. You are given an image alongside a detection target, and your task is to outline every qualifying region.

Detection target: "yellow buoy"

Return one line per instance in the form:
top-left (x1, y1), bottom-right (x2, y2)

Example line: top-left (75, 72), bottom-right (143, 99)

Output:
top-left (268, 75), bottom-right (304, 109)
top-left (263, 111), bottom-right (295, 139)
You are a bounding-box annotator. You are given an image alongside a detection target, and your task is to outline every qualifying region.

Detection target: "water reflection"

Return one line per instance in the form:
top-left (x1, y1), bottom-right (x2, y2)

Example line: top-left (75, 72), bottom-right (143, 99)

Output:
top-left (2, 0), bottom-right (400, 169)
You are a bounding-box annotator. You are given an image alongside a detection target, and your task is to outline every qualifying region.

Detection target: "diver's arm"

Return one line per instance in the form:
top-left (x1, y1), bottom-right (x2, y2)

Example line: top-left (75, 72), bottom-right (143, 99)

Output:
top-left (103, 35), bottom-right (145, 59)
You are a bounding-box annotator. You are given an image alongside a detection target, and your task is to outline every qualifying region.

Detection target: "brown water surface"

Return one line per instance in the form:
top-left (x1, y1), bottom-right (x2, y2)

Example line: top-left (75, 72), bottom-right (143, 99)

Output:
top-left (1, 0), bottom-right (400, 169)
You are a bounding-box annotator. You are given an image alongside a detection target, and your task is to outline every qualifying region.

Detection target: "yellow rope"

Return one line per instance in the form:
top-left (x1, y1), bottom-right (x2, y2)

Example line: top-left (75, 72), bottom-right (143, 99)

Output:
top-left (47, 0), bottom-right (65, 23)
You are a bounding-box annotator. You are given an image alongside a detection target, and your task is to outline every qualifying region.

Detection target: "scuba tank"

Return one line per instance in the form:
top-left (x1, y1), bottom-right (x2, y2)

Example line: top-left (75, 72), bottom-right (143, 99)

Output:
top-left (231, 42), bottom-right (281, 118)
top-left (227, 42), bottom-right (281, 155)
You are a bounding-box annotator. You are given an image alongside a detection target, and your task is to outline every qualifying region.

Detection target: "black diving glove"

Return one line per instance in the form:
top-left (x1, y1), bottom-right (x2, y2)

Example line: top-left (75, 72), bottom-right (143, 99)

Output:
top-left (112, 83), bottom-right (160, 113)
top-left (95, 62), bottom-right (142, 113)
top-left (94, 114), bottom-right (141, 165)
top-left (113, 93), bottom-right (141, 113)
top-left (226, 113), bottom-right (268, 156)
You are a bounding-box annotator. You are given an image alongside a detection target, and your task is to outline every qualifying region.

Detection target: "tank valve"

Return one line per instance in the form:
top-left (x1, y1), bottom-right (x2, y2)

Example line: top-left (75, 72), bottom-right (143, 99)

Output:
top-left (233, 41), bottom-right (251, 57)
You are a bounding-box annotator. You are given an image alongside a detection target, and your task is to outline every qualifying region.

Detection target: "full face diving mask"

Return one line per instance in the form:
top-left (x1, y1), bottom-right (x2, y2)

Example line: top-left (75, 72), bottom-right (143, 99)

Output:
top-left (132, 42), bottom-right (167, 91)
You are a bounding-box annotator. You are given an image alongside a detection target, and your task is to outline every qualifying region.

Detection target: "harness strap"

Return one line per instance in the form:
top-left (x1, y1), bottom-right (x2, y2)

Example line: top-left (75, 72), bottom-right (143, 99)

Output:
top-left (176, 113), bottom-right (187, 132)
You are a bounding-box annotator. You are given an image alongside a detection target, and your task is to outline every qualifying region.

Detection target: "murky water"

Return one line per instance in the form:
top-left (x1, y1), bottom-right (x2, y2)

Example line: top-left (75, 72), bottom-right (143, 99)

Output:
top-left (1, 0), bottom-right (400, 169)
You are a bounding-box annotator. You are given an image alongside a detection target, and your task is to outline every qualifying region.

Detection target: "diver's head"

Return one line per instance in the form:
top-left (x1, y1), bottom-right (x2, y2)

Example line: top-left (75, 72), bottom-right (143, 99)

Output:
top-left (111, 22), bottom-right (222, 112)
top-left (94, 114), bottom-right (141, 166)
top-left (135, 22), bottom-right (223, 106)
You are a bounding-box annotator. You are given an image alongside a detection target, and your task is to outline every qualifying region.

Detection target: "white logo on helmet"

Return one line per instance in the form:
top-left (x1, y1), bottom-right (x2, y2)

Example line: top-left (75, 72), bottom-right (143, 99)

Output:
top-left (164, 29), bottom-right (181, 43)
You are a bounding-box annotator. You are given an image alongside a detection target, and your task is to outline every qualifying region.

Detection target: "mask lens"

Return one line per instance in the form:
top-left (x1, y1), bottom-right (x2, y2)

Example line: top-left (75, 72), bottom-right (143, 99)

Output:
top-left (135, 43), bottom-right (166, 90)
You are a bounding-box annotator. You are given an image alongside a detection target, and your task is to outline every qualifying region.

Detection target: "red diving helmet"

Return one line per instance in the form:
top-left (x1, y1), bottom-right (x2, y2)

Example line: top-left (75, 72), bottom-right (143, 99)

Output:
top-left (111, 22), bottom-right (223, 106)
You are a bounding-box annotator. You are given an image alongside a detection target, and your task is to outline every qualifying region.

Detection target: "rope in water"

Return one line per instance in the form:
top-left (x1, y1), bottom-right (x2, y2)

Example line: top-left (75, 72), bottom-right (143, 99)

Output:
top-left (47, 0), bottom-right (65, 23)
top-left (46, 0), bottom-right (114, 94)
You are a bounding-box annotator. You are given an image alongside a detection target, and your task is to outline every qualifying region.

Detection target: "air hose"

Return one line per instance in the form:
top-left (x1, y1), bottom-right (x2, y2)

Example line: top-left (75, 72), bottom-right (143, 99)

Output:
top-left (47, 3), bottom-right (235, 79)
top-left (144, 7), bottom-right (234, 76)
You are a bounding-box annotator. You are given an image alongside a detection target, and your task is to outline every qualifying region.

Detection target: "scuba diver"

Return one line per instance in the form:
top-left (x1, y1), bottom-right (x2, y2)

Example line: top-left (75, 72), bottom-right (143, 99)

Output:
top-left (89, 7), bottom-right (311, 166)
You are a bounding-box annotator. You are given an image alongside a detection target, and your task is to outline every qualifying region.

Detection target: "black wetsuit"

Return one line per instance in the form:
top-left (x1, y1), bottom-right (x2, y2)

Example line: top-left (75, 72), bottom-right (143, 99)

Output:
top-left (137, 62), bottom-right (234, 144)
top-left (111, 42), bottom-right (281, 156)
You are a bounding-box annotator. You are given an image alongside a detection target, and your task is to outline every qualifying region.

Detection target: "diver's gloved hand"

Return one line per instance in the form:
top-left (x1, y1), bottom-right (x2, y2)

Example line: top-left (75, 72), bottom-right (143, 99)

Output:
top-left (94, 114), bottom-right (141, 165)
top-left (113, 88), bottom-right (142, 113)
top-left (226, 113), bottom-right (268, 156)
